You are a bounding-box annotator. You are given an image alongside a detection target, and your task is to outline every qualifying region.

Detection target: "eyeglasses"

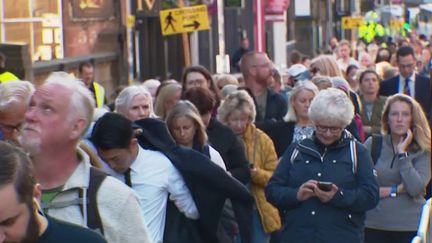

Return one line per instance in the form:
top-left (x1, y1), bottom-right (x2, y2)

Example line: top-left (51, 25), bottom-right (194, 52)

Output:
top-left (315, 125), bottom-right (343, 133)
top-left (0, 122), bottom-right (22, 133)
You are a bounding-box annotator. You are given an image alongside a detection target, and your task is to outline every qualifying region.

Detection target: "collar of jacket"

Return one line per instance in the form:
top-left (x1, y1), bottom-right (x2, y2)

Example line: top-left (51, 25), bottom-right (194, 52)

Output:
top-left (298, 130), bottom-right (355, 155)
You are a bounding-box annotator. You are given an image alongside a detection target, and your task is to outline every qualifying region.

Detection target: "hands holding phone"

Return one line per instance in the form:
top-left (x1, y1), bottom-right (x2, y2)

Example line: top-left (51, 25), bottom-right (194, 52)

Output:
top-left (296, 180), bottom-right (339, 203)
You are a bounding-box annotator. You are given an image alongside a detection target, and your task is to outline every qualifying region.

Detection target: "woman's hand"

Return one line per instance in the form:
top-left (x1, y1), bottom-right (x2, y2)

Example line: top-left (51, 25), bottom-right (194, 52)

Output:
top-left (396, 129), bottom-right (413, 153)
top-left (297, 180), bottom-right (318, 201)
top-left (314, 184), bottom-right (339, 203)
top-left (379, 187), bottom-right (391, 198)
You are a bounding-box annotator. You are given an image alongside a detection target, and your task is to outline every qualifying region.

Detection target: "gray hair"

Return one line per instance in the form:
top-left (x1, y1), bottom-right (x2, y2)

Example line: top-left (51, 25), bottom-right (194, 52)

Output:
top-left (309, 88), bottom-right (354, 127)
top-left (115, 85), bottom-right (156, 118)
top-left (44, 72), bottom-right (94, 132)
top-left (0, 80), bottom-right (34, 111)
top-left (284, 81), bottom-right (319, 122)
top-left (217, 90), bottom-right (256, 124)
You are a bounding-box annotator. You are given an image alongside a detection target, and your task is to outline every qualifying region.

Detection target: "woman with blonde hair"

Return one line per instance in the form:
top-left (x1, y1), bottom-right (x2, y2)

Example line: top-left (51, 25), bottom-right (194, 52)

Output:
top-left (310, 55), bottom-right (344, 78)
top-left (261, 81), bottom-right (319, 157)
top-left (166, 100), bottom-right (226, 170)
top-left (218, 90), bottom-right (281, 243)
top-left (154, 81), bottom-right (182, 119)
top-left (364, 94), bottom-right (431, 243)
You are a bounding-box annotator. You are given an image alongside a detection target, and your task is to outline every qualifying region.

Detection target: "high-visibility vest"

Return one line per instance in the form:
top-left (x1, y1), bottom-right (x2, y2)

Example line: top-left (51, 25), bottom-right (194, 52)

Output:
top-left (92, 82), bottom-right (105, 108)
top-left (0, 71), bottom-right (19, 83)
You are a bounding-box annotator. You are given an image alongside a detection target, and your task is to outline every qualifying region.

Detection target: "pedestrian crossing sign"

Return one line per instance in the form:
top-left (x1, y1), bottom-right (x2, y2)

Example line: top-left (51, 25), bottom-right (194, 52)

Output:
top-left (159, 5), bottom-right (210, 36)
top-left (341, 16), bottom-right (365, 29)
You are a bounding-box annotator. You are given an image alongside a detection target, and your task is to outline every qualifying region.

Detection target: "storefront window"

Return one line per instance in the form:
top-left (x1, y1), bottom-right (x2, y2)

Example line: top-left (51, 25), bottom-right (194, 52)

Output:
top-left (0, 0), bottom-right (63, 62)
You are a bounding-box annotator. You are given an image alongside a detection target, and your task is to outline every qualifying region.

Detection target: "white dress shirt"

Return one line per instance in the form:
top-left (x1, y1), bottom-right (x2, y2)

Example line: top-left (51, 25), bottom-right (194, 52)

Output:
top-left (208, 145), bottom-right (227, 170)
top-left (130, 145), bottom-right (199, 243)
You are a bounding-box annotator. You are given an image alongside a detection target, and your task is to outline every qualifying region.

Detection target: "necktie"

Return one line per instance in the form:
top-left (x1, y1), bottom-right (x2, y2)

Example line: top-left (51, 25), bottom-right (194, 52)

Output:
top-left (124, 168), bottom-right (132, 187)
top-left (404, 78), bottom-right (411, 96)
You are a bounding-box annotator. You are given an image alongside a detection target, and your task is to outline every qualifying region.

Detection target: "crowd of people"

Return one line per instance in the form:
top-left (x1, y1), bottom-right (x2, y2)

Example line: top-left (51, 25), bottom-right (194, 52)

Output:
top-left (0, 34), bottom-right (430, 243)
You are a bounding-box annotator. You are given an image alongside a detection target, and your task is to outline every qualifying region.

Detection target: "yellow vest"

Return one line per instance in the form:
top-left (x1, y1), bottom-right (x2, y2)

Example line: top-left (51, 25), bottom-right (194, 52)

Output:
top-left (92, 82), bottom-right (105, 108)
top-left (0, 71), bottom-right (19, 83)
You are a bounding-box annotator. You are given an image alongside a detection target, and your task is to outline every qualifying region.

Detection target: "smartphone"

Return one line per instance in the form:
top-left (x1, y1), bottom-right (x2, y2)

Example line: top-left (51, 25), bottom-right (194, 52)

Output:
top-left (317, 181), bottom-right (333, 192)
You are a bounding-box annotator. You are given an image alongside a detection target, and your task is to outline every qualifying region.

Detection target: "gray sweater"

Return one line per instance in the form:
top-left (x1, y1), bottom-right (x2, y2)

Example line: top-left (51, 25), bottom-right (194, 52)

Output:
top-left (364, 135), bottom-right (431, 231)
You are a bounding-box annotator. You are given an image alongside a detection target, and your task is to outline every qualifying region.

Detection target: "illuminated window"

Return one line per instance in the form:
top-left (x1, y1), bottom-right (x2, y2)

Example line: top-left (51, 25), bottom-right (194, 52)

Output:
top-left (0, 0), bottom-right (63, 61)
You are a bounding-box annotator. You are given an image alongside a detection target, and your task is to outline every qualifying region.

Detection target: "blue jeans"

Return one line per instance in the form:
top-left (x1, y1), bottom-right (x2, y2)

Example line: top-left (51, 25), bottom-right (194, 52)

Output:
top-left (235, 207), bottom-right (270, 243)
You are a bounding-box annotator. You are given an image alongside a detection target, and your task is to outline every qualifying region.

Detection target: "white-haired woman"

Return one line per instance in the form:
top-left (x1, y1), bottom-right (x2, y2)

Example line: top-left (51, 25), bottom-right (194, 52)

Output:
top-left (364, 94), bottom-right (431, 243)
top-left (266, 88), bottom-right (379, 243)
top-left (115, 85), bottom-right (157, 121)
top-left (166, 100), bottom-right (226, 170)
top-left (0, 80), bottom-right (34, 143)
top-left (218, 90), bottom-right (281, 243)
top-left (261, 81), bottom-right (319, 157)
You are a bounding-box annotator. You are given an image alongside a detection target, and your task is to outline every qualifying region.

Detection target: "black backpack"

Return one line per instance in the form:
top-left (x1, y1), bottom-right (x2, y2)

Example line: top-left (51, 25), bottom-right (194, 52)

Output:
top-left (42, 167), bottom-right (107, 235)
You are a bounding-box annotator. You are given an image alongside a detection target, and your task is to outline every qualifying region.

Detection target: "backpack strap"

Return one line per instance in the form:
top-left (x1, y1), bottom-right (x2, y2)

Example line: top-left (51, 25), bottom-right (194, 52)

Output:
top-left (87, 167), bottom-right (107, 235)
top-left (371, 134), bottom-right (383, 165)
top-left (350, 139), bottom-right (358, 174)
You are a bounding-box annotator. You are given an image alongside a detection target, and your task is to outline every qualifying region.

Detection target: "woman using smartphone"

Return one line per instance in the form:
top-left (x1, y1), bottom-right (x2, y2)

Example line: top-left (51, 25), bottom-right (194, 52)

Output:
top-left (364, 94), bottom-right (431, 243)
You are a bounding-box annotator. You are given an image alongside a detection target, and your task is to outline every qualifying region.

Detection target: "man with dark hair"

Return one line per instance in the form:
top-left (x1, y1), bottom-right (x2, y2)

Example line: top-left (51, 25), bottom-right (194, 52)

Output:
top-left (380, 45), bottom-right (431, 119)
top-left (0, 141), bottom-right (107, 243)
top-left (0, 52), bottom-right (19, 83)
top-left (91, 112), bottom-right (199, 243)
top-left (78, 62), bottom-right (106, 108)
top-left (240, 51), bottom-right (287, 128)
top-left (92, 112), bottom-right (253, 243)
top-left (232, 37), bottom-right (251, 73)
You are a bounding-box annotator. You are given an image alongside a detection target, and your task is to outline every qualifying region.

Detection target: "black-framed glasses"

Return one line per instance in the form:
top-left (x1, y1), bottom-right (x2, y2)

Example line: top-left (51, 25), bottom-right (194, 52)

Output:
top-left (315, 125), bottom-right (343, 133)
top-left (0, 122), bottom-right (23, 133)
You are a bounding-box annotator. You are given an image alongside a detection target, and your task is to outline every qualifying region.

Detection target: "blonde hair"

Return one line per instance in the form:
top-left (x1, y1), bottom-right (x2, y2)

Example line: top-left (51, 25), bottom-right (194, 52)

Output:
top-left (165, 100), bottom-right (207, 147)
top-left (311, 75), bottom-right (333, 90)
top-left (217, 90), bottom-right (256, 124)
top-left (284, 81), bottom-right (319, 122)
top-left (154, 82), bottom-right (182, 119)
top-left (310, 55), bottom-right (343, 77)
top-left (381, 94), bottom-right (431, 153)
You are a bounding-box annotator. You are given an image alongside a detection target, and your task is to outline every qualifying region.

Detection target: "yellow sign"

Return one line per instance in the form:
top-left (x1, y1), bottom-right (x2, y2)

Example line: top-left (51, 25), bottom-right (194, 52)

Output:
top-left (390, 19), bottom-right (403, 29)
top-left (341, 16), bottom-right (365, 29)
top-left (127, 15), bottom-right (135, 28)
top-left (159, 5), bottom-right (210, 36)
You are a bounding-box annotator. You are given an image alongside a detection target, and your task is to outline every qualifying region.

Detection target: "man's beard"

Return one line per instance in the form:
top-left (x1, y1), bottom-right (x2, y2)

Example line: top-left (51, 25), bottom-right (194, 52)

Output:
top-left (18, 125), bottom-right (42, 155)
top-left (5, 203), bottom-right (41, 243)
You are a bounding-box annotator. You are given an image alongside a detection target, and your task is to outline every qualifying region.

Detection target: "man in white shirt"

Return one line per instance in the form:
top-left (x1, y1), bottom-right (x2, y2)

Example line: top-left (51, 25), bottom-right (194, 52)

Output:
top-left (91, 112), bottom-right (199, 243)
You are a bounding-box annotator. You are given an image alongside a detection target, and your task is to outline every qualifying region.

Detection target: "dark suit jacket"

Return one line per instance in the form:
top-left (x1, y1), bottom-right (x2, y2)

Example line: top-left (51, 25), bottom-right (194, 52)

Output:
top-left (134, 118), bottom-right (253, 243)
top-left (379, 74), bottom-right (431, 119)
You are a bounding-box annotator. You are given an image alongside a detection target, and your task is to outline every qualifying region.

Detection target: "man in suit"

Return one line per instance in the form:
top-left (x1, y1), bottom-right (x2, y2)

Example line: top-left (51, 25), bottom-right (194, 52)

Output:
top-left (380, 45), bottom-right (431, 120)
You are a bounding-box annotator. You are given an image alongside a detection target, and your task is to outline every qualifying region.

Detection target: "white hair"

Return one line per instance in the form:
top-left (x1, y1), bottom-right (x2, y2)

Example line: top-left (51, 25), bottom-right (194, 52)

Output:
top-left (309, 88), bottom-right (354, 127)
top-left (284, 81), bottom-right (319, 122)
top-left (115, 85), bottom-right (156, 118)
top-left (44, 72), bottom-right (95, 131)
top-left (0, 80), bottom-right (34, 111)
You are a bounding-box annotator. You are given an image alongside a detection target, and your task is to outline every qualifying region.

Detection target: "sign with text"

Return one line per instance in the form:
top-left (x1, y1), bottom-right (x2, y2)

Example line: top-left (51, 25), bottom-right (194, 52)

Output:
top-left (341, 16), bottom-right (365, 29)
top-left (159, 5), bottom-right (210, 36)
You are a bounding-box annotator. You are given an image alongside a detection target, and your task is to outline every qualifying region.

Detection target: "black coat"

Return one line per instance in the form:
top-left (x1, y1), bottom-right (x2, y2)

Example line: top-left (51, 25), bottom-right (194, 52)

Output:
top-left (134, 118), bottom-right (253, 243)
top-left (207, 118), bottom-right (250, 183)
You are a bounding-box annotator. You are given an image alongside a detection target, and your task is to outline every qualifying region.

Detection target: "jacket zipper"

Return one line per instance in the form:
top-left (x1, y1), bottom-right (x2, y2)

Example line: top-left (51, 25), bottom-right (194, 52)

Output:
top-left (298, 144), bottom-right (327, 163)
